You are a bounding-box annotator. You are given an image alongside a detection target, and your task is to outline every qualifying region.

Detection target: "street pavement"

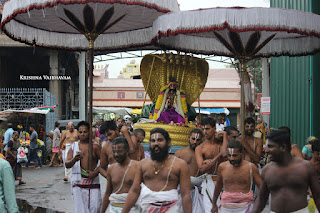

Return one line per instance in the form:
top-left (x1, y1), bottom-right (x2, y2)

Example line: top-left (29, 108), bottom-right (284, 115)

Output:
top-left (15, 165), bottom-right (107, 213)
top-left (16, 165), bottom-right (269, 212)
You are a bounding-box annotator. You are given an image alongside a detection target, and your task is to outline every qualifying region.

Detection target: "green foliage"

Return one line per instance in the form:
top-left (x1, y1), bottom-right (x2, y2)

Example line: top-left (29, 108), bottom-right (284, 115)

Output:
top-left (0, 129), bottom-right (5, 137)
top-left (248, 59), bottom-right (263, 93)
top-left (226, 59), bottom-right (262, 93)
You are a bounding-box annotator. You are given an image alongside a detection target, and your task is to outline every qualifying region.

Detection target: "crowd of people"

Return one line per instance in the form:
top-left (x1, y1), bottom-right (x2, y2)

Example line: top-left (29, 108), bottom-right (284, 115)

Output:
top-left (1, 116), bottom-right (320, 213)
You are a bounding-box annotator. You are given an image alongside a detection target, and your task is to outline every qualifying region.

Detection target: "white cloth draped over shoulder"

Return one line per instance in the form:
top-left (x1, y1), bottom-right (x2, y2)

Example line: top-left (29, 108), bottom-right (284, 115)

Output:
top-left (70, 142), bottom-right (81, 185)
top-left (62, 143), bottom-right (72, 180)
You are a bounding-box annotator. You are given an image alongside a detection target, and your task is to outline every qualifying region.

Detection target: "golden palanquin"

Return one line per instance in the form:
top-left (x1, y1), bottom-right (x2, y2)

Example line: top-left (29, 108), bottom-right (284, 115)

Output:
top-left (136, 53), bottom-right (208, 147)
top-left (134, 123), bottom-right (196, 147)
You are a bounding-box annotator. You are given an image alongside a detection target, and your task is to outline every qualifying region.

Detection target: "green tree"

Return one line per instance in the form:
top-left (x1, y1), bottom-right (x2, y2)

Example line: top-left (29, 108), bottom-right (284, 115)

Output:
top-left (227, 59), bottom-right (262, 93)
top-left (248, 59), bottom-right (262, 93)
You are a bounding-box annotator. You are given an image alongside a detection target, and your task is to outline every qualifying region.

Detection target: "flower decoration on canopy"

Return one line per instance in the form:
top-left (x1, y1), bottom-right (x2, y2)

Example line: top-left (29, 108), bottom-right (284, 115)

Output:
top-left (60, 5), bottom-right (126, 45)
top-left (214, 31), bottom-right (276, 60)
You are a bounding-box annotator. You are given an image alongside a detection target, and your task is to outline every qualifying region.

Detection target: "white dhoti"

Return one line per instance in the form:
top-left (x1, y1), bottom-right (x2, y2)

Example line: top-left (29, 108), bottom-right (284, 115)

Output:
top-left (201, 174), bottom-right (219, 213)
top-left (220, 203), bottom-right (253, 213)
top-left (179, 175), bottom-right (205, 213)
top-left (107, 193), bottom-right (139, 213)
top-left (220, 191), bottom-right (254, 213)
top-left (71, 142), bottom-right (101, 213)
top-left (72, 178), bottom-right (101, 213)
top-left (139, 183), bottom-right (180, 213)
top-left (62, 143), bottom-right (72, 180)
top-left (253, 164), bottom-right (262, 200)
top-left (271, 206), bottom-right (308, 213)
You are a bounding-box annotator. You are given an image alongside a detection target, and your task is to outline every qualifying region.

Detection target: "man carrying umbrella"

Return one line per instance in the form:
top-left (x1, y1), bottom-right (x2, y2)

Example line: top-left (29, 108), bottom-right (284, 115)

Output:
top-left (195, 117), bottom-right (228, 213)
top-left (238, 117), bottom-right (263, 165)
top-left (65, 121), bottom-right (101, 213)
top-left (99, 120), bottom-right (138, 178)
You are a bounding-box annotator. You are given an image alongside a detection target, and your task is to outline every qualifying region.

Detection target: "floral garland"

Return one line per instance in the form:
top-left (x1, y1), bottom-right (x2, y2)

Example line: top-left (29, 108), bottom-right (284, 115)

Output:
top-left (180, 92), bottom-right (188, 114)
top-left (180, 91), bottom-right (188, 124)
top-left (153, 85), bottom-right (169, 120)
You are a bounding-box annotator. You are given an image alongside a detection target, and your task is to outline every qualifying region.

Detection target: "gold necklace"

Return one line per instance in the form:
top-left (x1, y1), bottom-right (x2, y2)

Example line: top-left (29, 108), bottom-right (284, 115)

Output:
top-left (153, 156), bottom-right (170, 175)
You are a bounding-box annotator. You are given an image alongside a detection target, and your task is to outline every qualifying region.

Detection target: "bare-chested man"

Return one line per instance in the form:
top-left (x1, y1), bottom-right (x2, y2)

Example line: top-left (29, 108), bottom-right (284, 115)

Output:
top-left (278, 126), bottom-right (304, 159)
top-left (99, 121), bottom-right (138, 178)
top-left (212, 140), bottom-right (261, 213)
top-left (65, 121), bottom-right (101, 213)
top-left (101, 137), bottom-right (139, 213)
top-left (195, 117), bottom-right (228, 213)
top-left (130, 129), bottom-right (145, 161)
top-left (176, 128), bottom-right (204, 213)
top-left (238, 117), bottom-right (263, 164)
top-left (224, 126), bottom-right (239, 143)
top-left (122, 128), bottom-right (192, 213)
top-left (176, 128), bottom-right (204, 177)
top-left (60, 122), bottom-right (79, 181)
top-left (310, 138), bottom-right (320, 213)
top-left (252, 130), bottom-right (320, 213)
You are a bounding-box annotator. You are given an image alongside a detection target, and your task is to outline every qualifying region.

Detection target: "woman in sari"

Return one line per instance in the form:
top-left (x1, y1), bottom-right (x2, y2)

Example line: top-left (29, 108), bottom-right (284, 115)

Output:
top-left (6, 131), bottom-right (25, 185)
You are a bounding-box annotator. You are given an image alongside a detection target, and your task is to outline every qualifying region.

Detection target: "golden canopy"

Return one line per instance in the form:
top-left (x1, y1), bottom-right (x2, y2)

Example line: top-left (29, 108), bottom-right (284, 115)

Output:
top-left (140, 53), bottom-right (209, 105)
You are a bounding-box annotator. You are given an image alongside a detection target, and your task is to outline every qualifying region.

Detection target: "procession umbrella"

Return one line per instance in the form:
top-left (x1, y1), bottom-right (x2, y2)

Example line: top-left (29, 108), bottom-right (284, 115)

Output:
top-left (151, 7), bottom-right (320, 137)
top-left (1, 0), bottom-right (179, 170)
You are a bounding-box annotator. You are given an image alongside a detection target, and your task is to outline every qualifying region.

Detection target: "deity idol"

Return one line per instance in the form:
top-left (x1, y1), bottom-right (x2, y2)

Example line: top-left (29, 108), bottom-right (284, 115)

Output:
top-left (153, 77), bottom-right (188, 124)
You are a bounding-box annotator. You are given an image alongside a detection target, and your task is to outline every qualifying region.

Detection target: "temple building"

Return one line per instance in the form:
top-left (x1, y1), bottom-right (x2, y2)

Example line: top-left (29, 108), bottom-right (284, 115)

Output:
top-left (93, 67), bottom-right (250, 127)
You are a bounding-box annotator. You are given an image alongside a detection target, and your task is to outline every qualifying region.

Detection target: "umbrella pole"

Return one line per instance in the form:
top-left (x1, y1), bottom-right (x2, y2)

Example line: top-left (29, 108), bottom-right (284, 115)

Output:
top-left (88, 40), bottom-right (94, 171)
top-left (240, 61), bottom-right (247, 138)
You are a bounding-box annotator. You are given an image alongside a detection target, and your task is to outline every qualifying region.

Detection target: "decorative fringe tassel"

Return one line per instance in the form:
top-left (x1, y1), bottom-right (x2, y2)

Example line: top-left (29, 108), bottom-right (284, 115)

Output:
top-left (152, 7), bottom-right (320, 57)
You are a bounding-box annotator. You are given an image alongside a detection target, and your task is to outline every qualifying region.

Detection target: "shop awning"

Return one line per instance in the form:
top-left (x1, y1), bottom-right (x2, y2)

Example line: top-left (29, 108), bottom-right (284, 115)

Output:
top-left (195, 108), bottom-right (230, 115)
top-left (0, 108), bottom-right (52, 120)
top-left (92, 107), bottom-right (132, 115)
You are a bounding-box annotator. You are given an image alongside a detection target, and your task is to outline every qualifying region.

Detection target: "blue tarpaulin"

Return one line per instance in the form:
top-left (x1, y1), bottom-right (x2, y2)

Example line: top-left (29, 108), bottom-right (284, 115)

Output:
top-left (195, 108), bottom-right (230, 115)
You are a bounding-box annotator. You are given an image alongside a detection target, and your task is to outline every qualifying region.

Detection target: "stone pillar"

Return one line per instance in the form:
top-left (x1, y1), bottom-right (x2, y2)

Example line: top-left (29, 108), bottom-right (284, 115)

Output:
top-left (79, 52), bottom-right (86, 121)
top-left (49, 50), bottom-right (62, 119)
top-left (261, 58), bottom-right (270, 129)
